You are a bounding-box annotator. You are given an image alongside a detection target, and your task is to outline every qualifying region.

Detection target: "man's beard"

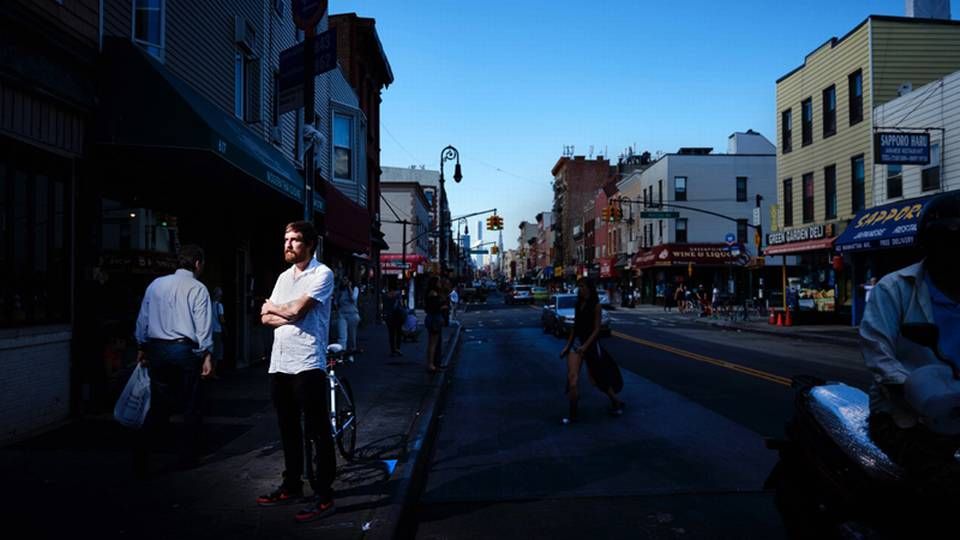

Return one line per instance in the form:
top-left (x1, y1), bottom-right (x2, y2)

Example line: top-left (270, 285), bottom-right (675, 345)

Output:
top-left (285, 250), bottom-right (305, 264)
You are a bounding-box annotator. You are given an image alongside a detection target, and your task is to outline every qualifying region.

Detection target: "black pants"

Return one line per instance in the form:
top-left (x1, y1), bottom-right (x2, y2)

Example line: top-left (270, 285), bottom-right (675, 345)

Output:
top-left (387, 319), bottom-right (402, 351)
top-left (134, 341), bottom-right (205, 472)
top-left (271, 370), bottom-right (336, 500)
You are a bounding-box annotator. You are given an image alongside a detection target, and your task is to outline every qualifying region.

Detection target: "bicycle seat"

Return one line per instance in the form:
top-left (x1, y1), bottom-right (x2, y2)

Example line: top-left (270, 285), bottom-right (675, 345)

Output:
top-left (327, 343), bottom-right (344, 354)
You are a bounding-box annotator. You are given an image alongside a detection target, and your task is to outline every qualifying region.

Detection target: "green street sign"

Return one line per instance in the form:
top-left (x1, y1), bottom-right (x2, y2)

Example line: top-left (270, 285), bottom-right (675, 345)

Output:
top-left (470, 249), bottom-right (489, 254)
top-left (640, 211), bottom-right (680, 219)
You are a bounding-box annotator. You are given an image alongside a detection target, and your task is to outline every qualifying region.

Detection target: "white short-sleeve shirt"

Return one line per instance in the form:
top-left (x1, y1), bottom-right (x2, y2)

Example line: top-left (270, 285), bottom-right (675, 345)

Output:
top-left (268, 258), bottom-right (334, 374)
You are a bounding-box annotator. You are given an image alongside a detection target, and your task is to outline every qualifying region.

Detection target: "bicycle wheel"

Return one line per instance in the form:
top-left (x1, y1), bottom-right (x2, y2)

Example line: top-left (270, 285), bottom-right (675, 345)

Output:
top-left (334, 377), bottom-right (357, 460)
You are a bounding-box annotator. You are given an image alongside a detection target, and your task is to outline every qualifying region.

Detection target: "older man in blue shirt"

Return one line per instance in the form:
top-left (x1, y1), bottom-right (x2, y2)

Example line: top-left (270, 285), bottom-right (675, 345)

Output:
top-left (861, 192), bottom-right (960, 489)
top-left (134, 244), bottom-right (214, 473)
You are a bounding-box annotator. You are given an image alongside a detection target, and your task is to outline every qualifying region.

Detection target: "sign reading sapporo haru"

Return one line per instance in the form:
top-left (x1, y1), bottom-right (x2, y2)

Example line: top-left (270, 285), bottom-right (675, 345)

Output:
top-left (874, 131), bottom-right (931, 165)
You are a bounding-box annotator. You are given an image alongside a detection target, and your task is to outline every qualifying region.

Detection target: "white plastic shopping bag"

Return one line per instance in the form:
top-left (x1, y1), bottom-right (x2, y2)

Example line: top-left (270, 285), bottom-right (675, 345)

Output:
top-left (114, 364), bottom-right (151, 429)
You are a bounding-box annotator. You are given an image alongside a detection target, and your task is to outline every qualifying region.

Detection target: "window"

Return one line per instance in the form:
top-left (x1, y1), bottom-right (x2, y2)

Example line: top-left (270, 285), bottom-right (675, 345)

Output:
top-left (674, 176), bottom-right (687, 201)
top-left (737, 219), bottom-right (748, 245)
top-left (736, 176), bottom-right (747, 202)
top-left (0, 156), bottom-right (71, 328)
top-left (802, 172), bottom-right (814, 223)
top-left (133, 0), bottom-right (164, 60)
top-left (851, 155), bottom-right (865, 212)
top-left (658, 220), bottom-right (663, 242)
top-left (887, 165), bottom-right (903, 199)
top-left (801, 98), bottom-right (813, 146)
top-left (333, 113), bottom-right (353, 180)
top-left (849, 70), bottom-right (863, 125)
top-left (922, 144), bottom-right (941, 191)
top-left (824, 165), bottom-right (837, 219)
top-left (783, 178), bottom-right (794, 227)
top-left (658, 180), bottom-right (663, 206)
top-left (675, 218), bottom-right (688, 243)
top-left (234, 51), bottom-right (245, 118)
top-left (781, 109), bottom-right (793, 154)
top-left (822, 85), bottom-right (836, 138)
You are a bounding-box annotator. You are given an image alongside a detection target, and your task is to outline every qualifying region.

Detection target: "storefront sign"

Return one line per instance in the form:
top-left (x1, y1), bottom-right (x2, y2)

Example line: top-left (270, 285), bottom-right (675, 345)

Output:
top-left (633, 243), bottom-right (742, 269)
top-left (834, 196), bottom-right (931, 253)
top-left (599, 258), bottom-right (616, 279)
top-left (874, 131), bottom-right (930, 165)
top-left (767, 224), bottom-right (833, 246)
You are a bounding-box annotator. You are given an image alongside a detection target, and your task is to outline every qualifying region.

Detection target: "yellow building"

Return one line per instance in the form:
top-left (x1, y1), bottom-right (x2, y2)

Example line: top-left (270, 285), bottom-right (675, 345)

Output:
top-left (772, 14), bottom-right (960, 323)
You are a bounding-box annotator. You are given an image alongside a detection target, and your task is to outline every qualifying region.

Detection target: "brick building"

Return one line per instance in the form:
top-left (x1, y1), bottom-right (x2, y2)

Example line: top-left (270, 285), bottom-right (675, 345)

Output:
top-left (551, 156), bottom-right (612, 271)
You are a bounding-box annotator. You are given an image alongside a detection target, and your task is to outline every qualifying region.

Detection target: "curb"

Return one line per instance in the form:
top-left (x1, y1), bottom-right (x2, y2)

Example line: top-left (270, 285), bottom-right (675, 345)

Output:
top-left (695, 318), bottom-right (860, 347)
top-left (361, 322), bottom-right (463, 540)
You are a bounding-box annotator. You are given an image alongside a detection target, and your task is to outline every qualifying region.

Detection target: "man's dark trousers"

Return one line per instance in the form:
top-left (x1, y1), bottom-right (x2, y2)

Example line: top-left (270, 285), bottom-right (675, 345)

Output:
top-left (272, 369), bottom-right (336, 501)
top-left (136, 340), bottom-right (205, 470)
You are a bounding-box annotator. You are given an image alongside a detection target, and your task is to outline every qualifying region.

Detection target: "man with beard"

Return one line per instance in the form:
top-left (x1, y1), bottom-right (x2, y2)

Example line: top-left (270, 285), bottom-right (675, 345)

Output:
top-left (257, 221), bottom-right (337, 522)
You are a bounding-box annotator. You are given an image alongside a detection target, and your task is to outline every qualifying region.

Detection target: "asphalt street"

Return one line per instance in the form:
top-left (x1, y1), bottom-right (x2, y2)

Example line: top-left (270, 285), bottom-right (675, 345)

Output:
top-left (413, 294), bottom-right (872, 539)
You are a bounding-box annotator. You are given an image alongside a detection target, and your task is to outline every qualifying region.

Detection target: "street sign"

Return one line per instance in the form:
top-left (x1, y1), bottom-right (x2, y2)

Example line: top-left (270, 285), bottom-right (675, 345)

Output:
top-left (277, 28), bottom-right (338, 114)
top-left (291, 0), bottom-right (327, 33)
top-left (470, 249), bottom-right (489, 255)
top-left (394, 262), bottom-right (410, 269)
top-left (640, 211), bottom-right (679, 219)
top-left (752, 207), bottom-right (761, 226)
top-left (724, 233), bottom-right (736, 245)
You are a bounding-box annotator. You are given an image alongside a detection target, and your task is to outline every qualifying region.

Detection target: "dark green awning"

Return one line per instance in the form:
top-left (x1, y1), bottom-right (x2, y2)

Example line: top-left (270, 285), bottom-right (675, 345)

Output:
top-left (96, 39), bottom-right (322, 211)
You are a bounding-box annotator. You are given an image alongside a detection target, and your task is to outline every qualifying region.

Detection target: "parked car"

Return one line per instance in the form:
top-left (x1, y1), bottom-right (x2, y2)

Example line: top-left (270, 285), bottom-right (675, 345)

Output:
top-left (598, 289), bottom-right (612, 308)
top-left (541, 293), bottom-right (611, 337)
top-left (506, 285), bottom-right (534, 305)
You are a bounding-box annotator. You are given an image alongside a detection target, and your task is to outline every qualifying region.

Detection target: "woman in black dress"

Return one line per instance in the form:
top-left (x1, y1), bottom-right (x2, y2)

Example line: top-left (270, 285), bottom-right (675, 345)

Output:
top-left (560, 278), bottom-right (625, 424)
top-left (424, 276), bottom-right (444, 373)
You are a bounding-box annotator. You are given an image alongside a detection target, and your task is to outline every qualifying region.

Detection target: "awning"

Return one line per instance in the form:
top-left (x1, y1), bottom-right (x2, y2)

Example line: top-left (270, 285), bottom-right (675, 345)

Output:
top-left (764, 237), bottom-right (835, 256)
top-left (633, 243), bottom-right (743, 269)
top-left (319, 177), bottom-right (369, 254)
top-left (96, 39), bottom-right (319, 210)
top-left (613, 254), bottom-right (630, 268)
top-left (833, 196), bottom-right (933, 253)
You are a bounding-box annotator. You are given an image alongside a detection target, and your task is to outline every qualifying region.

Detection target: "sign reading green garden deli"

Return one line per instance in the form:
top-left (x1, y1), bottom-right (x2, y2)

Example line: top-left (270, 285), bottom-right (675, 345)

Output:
top-left (767, 223), bottom-right (836, 246)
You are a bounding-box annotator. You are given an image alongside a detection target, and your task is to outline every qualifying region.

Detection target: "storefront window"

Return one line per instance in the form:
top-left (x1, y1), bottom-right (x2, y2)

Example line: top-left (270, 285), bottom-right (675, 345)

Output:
top-left (0, 155), bottom-right (71, 328)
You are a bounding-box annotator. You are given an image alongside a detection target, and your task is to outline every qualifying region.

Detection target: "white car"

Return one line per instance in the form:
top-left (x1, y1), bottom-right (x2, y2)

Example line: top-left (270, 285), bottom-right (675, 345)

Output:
top-left (507, 285), bottom-right (533, 304)
top-left (541, 294), bottom-right (612, 337)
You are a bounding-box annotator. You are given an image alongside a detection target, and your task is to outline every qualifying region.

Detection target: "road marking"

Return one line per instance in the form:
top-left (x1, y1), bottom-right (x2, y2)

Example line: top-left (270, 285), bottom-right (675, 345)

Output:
top-left (612, 331), bottom-right (791, 387)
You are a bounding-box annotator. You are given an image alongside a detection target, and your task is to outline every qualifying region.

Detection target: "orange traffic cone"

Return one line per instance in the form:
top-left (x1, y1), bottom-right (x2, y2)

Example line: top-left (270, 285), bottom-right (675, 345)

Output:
top-left (768, 309), bottom-right (777, 325)
top-left (785, 307), bottom-right (793, 327)
top-left (776, 311), bottom-right (783, 326)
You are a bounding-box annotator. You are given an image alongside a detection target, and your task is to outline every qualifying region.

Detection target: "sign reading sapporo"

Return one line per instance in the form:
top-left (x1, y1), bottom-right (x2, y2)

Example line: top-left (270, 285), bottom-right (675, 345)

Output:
top-left (874, 131), bottom-right (931, 165)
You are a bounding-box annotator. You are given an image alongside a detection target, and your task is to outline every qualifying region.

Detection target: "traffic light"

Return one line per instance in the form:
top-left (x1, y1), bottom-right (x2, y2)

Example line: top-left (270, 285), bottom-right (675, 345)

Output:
top-left (601, 206), bottom-right (611, 222)
top-left (494, 216), bottom-right (504, 230)
top-left (612, 205), bottom-right (623, 222)
top-left (490, 245), bottom-right (499, 255)
top-left (486, 216), bottom-right (496, 230)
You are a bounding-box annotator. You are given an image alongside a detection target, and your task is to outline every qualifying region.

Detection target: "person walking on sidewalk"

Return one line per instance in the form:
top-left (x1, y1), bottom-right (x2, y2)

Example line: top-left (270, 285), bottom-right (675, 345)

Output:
top-left (425, 276), bottom-right (444, 373)
top-left (560, 277), bottom-right (625, 424)
top-left (384, 282), bottom-right (405, 356)
top-left (336, 277), bottom-right (361, 357)
top-left (210, 286), bottom-right (226, 373)
top-left (257, 221), bottom-right (337, 523)
top-left (133, 244), bottom-right (215, 474)
top-left (449, 284), bottom-right (460, 324)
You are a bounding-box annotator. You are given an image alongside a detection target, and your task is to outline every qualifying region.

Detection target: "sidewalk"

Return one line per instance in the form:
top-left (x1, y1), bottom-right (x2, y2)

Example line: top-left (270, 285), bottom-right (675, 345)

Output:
top-left (622, 304), bottom-right (860, 347)
top-left (0, 318), bottom-right (461, 540)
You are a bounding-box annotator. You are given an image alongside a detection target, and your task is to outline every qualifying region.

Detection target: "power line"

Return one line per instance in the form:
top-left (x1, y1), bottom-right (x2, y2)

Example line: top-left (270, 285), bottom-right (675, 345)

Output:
top-left (379, 192), bottom-right (403, 222)
top-left (381, 123), bottom-right (422, 165)
top-left (466, 157), bottom-right (547, 185)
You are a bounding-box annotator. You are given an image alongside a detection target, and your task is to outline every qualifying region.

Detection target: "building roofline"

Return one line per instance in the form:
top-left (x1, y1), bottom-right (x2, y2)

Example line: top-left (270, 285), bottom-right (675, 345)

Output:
top-left (776, 15), bottom-right (960, 85)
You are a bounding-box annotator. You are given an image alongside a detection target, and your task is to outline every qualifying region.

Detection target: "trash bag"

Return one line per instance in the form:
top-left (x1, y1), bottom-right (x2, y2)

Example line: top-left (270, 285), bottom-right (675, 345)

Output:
top-left (114, 364), bottom-right (151, 429)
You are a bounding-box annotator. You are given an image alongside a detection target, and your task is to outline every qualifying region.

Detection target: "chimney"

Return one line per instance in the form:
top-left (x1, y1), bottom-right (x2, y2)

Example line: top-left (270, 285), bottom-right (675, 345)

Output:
top-left (906, 0), bottom-right (951, 19)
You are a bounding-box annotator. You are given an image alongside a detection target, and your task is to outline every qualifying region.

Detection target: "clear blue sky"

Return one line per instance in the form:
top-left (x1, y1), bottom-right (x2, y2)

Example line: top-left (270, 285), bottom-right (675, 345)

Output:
top-left (332, 0), bottom-right (947, 250)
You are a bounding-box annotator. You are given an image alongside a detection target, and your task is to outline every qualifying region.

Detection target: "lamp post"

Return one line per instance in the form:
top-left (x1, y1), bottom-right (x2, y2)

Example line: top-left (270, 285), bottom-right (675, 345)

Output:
top-left (439, 145), bottom-right (462, 275)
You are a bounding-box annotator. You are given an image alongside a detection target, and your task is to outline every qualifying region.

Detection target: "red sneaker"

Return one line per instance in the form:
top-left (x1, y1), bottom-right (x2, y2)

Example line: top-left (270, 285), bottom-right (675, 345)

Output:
top-left (294, 499), bottom-right (336, 523)
top-left (256, 486), bottom-right (304, 506)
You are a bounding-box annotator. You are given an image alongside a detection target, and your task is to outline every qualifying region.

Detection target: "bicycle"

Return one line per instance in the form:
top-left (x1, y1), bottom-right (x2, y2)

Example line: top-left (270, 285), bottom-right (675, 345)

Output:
top-left (303, 343), bottom-right (358, 485)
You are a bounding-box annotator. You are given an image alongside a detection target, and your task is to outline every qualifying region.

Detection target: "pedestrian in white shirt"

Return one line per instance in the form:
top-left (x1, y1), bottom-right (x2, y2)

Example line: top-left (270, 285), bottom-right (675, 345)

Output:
top-left (134, 244), bottom-right (214, 474)
top-left (449, 285), bottom-right (460, 323)
top-left (336, 277), bottom-right (361, 356)
top-left (256, 221), bottom-right (337, 523)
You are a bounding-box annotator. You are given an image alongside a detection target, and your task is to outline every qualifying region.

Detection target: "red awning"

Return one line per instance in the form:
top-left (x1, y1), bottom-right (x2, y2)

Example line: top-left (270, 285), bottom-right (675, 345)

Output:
top-left (764, 237), bottom-right (835, 256)
top-left (320, 178), bottom-right (370, 254)
top-left (380, 253), bottom-right (429, 264)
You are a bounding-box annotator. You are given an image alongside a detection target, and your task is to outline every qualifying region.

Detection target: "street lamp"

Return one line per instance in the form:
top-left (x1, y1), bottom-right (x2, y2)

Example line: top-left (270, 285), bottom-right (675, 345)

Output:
top-left (439, 145), bottom-right (462, 275)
